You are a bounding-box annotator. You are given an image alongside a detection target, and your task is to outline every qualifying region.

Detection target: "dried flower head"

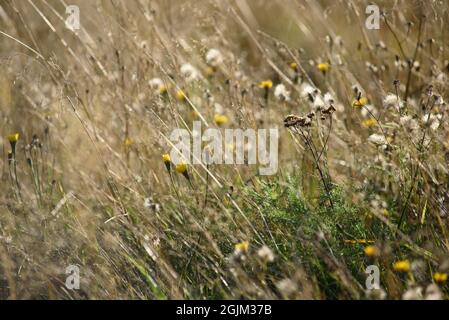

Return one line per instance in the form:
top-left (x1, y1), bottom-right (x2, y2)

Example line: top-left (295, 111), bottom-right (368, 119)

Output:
top-left (284, 114), bottom-right (310, 128)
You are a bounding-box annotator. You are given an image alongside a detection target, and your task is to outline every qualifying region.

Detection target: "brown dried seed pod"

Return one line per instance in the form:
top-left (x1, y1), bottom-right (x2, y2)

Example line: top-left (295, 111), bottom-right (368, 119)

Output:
top-left (284, 114), bottom-right (306, 127)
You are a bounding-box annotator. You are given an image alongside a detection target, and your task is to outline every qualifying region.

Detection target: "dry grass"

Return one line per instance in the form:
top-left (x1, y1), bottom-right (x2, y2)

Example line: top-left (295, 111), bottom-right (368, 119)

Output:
top-left (0, 0), bottom-right (448, 299)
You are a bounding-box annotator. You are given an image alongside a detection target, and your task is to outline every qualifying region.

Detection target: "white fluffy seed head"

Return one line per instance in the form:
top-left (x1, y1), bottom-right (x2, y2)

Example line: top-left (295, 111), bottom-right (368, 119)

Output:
top-left (205, 48), bottom-right (223, 67)
top-left (180, 63), bottom-right (199, 82)
top-left (368, 134), bottom-right (387, 145)
top-left (323, 92), bottom-right (334, 105)
top-left (274, 84), bottom-right (290, 101)
top-left (148, 78), bottom-right (164, 93)
top-left (383, 94), bottom-right (400, 107)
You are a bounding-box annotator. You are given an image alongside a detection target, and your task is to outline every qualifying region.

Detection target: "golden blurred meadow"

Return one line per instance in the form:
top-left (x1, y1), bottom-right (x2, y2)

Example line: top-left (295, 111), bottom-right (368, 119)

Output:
top-left (0, 0), bottom-right (448, 299)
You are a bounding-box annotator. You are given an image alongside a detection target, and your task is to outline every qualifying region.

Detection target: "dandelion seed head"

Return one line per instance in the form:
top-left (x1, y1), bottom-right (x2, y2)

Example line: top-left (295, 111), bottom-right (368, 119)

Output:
top-left (205, 48), bottom-right (223, 67)
top-left (368, 134), bottom-right (387, 146)
top-left (180, 63), bottom-right (199, 82)
top-left (274, 84), bottom-right (290, 101)
top-left (257, 245), bottom-right (275, 262)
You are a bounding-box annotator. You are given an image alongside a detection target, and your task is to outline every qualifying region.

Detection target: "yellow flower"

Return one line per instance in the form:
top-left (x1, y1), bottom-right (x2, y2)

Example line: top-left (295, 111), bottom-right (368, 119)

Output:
top-left (289, 62), bottom-right (298, 71)
top-left (7, 133), bottom-right (19, 143)
top-left (362, 118), bottom-right (377, 127)
top-left (162, 153), bottom-right (171, 163)
top-left (433, 272), bottom-right (448, 284)
top-left (204, 66), bottom-right (216, 76)
top-left (175, 162), bottom-right (188, 174)
top-left (258, 80), bottom-right (273, 89)
top-left (235, 241), bottom-right (249, 253)
top-left (364, 245), bottom-right (379, 257)
top-left (393, 260), bottom-right (411, 273)
top-left (214, 114), bottom-right (229, 126)
top-left (317, 62), bottom-right (330, 73)
top-left (176, 90), bottom-right (187, 101)
top-left (159, 84), bottom-right (168, 94)
top-left (353, 96), bottom-right (368, 107)
top-left (124, 137), bottom-right (133, 147)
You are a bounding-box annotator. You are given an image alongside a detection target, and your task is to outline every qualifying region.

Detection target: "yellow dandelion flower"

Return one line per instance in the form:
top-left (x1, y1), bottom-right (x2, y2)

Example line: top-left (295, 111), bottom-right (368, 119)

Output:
top-left (362, 118), bottom-right (378, 127)
top-left (393, 260), bottom-right (411, 273)
top-left (364, 245), bottom-right (379, 257)
top-left (235, 240), bottom-right (250, 253)
top-left (204, 66), bottom-right (216, 76)
top-left (258, 80), bottom-right (273, 89)
top-left (175, 162), bottom-right (188, 174)
top-left (433, 272), bottom-right (448, 284)
top-left (214, 114), bottom-right (229, 126)
top-left (159, 84), bottom-right (168, 94)
top-left (353, 96), bottom-right (369, 107)
top-left (289, 62), bottom-right (298, 71)
top-left (317, 62), bottom-right (330, 73)
top-left (176, 90), bottom-right (187, 101)
top-left (124, 137), bottom-right (133, 147)
top-left (162, 153), bottom-right (171, 163)
top-left (162, 153), bottom-right (171, 171)
top-left (7, 133), bottom-right (19, 143)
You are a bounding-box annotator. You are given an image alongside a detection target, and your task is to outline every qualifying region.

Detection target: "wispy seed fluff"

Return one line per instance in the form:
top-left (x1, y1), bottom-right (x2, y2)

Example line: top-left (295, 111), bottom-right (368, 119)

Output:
top-left (422, 113), bottom-right (442, 131)
top-left (368, 133), bottom-right (387, 145)
top-left (300, 83), bottom-right (316, 99)
top-left (180, 63), bottom-right (199, 82)
top-left (205, 48), bottom-right (223, 67)
top-left (148, 78), bottom-right (164, 93)
top-left (383, 93), bottom-right (399, 107)
top-left (399, 115), bottom-right (419, 131)
top-left (323, 92), bottom-right (334, 105)
top-left (274, 84), bottom-right (291, 101)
